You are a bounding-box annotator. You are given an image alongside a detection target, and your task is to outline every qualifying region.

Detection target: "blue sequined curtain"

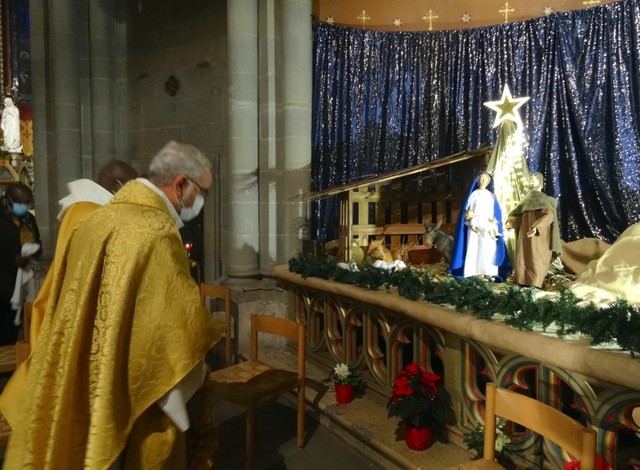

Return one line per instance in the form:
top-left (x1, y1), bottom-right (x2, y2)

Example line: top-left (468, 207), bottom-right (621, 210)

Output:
top-left (312, 0), bottom-right (640, 243)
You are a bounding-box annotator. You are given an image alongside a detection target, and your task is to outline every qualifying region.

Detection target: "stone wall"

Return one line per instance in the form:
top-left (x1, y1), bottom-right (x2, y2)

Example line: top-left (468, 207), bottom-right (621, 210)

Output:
top-left (115, 0), bottom-right (228, 280)
top-left (116, 0), bottom-right (228, 164)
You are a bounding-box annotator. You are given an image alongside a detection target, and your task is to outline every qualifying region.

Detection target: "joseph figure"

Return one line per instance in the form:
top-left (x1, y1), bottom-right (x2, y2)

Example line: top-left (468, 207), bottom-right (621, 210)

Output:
top-left (507, 172), bottom-right (562, 288)
top-left (3, 141), bottom-right (223, 469)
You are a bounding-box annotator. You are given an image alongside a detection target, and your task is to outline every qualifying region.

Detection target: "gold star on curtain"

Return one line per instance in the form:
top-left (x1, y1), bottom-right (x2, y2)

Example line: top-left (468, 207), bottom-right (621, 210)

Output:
top-left (484, 85), bottom-right (530, 128)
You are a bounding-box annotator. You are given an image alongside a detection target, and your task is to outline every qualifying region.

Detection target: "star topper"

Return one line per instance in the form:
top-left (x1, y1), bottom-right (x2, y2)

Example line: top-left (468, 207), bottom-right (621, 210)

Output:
top-left (484, 85), bottom-right (530, 128)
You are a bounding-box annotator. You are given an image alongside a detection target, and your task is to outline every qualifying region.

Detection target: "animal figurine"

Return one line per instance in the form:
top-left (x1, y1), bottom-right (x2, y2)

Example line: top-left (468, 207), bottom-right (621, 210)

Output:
top-left (363, 239), bottom-right (406, 270)
top-left (424, 220), bottom-right (454, 262)
top-left (364, 239), bottom-right (396, 262)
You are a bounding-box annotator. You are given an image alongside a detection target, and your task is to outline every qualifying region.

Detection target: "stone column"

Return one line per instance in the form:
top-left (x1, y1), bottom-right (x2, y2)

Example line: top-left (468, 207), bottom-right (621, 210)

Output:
top-left (87, 0), bottom-right (116, 172)
top-left (51, 2), bottom-right (83, 196)
top-left (30, 0), bottom-right (55, 254)
top-left (257, 0), bottom-right (277, 274)
top-left (31, 0), bottom-right (85, 256)
top-left (225, 0), bottom-right (260, 278)
top-left (30, 0), bottom-right (119, 257)
top-left (279, 0), bottom-right (312, 263)
top-left (257, 0), bottom-right (312, 274)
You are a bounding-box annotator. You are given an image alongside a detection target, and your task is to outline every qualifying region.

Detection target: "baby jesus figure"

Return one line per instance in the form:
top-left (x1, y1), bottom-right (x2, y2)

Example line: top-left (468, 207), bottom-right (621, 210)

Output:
top-left (465, 209), bottom-right (502, 240)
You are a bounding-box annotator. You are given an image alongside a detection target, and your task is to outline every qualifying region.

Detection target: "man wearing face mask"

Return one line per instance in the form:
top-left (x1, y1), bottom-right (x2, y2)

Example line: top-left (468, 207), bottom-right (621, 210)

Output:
top-left (0, 182), bottom-right (41, 346)
top-left (4, 141), bottom-right (223, 470)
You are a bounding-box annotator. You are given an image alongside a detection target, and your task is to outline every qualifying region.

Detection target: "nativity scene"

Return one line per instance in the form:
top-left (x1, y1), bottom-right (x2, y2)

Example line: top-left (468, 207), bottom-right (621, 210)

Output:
top-left (1, 1), bottom-right (640, 470)
top-left (283, 1), bottom-right (640, 468)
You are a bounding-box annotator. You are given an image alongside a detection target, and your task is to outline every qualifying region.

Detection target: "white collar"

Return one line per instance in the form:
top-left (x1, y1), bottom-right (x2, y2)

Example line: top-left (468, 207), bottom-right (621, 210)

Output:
top-left (136, 178), bottom-right (184, 229)
top-left (57, 179), bottom-right (113, 220)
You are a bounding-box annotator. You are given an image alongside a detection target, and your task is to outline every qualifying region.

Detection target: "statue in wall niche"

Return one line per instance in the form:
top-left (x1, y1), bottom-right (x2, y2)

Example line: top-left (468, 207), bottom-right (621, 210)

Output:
top-left (507, 172), bottom-right (561, 289)
top-left (1, 97), bottom-right (22, 153)
top-left (450, 171), bottom-right (511, 281)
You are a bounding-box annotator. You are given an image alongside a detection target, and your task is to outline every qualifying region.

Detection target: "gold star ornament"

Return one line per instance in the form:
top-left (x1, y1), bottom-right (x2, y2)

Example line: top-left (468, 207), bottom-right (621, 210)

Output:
top-left (484, 85), bottom-right (530, 128)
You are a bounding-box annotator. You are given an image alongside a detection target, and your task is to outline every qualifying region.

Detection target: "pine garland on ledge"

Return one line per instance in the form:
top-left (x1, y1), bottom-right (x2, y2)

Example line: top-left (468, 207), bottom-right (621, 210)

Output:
top-left (287, 252), bottom-right (640, 357)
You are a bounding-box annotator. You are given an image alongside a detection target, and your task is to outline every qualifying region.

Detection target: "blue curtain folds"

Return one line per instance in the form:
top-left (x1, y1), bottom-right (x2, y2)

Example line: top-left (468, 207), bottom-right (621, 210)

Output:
top-left (311, 0), bottom-right (640, 244)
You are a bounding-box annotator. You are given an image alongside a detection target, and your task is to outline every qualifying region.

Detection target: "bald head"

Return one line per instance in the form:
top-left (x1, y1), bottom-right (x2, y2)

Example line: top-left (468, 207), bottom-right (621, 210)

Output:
top-left (96, 160), bottom-right (139, 194)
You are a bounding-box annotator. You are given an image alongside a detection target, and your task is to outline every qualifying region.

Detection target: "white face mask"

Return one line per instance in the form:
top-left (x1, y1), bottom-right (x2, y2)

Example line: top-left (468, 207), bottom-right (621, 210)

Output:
top-left (179, 194), bottom-right (204, 221)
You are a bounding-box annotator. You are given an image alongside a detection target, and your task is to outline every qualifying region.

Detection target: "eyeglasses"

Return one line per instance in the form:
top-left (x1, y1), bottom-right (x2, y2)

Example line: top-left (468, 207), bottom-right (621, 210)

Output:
top-left (187, 179), bottom-right (210, 197)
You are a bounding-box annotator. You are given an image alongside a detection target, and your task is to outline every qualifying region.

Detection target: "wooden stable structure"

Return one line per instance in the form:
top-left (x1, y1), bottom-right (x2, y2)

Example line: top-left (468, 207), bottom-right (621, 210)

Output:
top-left (305, 146), bottom-right (491, 263)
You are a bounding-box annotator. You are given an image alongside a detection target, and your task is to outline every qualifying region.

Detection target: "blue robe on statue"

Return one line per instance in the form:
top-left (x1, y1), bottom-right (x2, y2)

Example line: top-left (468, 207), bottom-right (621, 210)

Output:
top-left (449, 172), bottom-right (511, 281)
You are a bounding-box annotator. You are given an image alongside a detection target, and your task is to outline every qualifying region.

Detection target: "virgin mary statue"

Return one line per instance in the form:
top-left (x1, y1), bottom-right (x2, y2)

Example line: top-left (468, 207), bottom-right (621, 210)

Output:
top-left (1, 97), bottom-right (22, 153)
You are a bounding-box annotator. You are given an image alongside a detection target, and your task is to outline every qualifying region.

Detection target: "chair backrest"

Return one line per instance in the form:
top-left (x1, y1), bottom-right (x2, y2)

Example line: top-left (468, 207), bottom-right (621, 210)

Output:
top-left (15, 341), bottom-right (30, 366)
top-left (200, 283), bottom-right (231, 307)
top-left (23, 302), bottom-right (32, 344)
top-left (200, 283), bottom-right (233, 364)
top-left (483, 383), bottom-right (597, 470)
top-left (250, 314), bottom-right (306, 381)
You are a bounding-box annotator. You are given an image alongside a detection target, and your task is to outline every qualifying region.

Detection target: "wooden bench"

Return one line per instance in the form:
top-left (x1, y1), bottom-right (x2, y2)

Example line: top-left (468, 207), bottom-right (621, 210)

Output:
top-left (0, 345), bottom-right (16, 374)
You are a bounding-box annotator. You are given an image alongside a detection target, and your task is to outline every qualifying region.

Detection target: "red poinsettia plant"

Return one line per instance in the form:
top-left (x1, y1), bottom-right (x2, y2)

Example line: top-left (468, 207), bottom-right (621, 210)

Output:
top-left (387, 362), bottom-right (448, 429)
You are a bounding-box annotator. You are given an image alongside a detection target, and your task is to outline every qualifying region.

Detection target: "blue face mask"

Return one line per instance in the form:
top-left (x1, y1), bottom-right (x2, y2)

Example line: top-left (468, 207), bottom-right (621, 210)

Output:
top-left (10, 202), bottom-right (29, 217)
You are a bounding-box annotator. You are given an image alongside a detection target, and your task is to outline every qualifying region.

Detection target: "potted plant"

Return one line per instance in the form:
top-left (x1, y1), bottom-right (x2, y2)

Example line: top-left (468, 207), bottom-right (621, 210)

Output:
top-left (386, 362), bottom-right (448, 451)
top-left (328, 363), bottom-right (361, 404)
top-left (462, 417), bottom-right (511, 460)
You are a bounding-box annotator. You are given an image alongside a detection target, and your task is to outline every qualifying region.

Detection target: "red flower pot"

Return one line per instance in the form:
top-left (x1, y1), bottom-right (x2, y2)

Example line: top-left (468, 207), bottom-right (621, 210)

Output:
top-left (335, 383), bottom-right (354, 404)
top-left (404, 424), bottom-right (432, 451)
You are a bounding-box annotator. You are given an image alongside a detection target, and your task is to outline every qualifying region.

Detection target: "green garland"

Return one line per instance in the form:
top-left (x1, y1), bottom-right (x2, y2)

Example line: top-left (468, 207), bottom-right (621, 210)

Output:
top-left (288, 252), bottom-right (640, 356)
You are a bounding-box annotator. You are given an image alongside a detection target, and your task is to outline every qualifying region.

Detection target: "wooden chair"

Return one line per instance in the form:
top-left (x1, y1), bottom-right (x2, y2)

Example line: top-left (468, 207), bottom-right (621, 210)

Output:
top-left (22, 301), bottom-right (32, 344)
top-left (0, 412), bottom-right (10, 449)
top-left (448, 383), bottom-right (597, 470)
top-left (0, 303), bottom-right (32, 374)
top-left (0, 345), bottom-right (16, 374)
top-left (208, 314), bottom-right (306, 470)
top-left (0, 303), bottom-right (34, 449)
top-left (0, 341), bottom-right (31, 449)
top-left (0, 339), bottom-right (16, 448)
top-left (200, 283), bottom-right (233, 366)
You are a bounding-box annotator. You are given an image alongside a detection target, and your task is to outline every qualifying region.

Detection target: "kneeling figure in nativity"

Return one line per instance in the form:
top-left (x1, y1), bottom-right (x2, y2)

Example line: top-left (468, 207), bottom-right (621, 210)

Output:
top-left (569, 222), bottom-right (640, 304)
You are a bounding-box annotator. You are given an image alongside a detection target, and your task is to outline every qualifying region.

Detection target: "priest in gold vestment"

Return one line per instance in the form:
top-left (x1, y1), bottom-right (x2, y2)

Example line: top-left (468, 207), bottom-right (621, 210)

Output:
top-left (0, 160), bottom-right (138, 427)
top-left (3, 142), bottom-right (222, 469)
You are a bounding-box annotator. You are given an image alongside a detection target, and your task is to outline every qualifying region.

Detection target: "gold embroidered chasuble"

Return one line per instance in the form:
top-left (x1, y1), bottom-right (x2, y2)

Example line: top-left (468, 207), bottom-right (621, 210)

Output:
top-left (0, 202), bottom-right (102, 428)
top-left (3, 181), bottom-right (222, 469)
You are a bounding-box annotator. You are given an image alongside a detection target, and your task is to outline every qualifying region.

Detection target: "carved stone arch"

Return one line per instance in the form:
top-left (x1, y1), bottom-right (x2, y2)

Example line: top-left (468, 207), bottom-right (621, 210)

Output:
top-left (492, 357), bottom-right (542, 463)
top-left (19, 166), bottom-right (30, 187)
top-left (342, 305), bottom-right (365, 367)
top-left (458, 339), bottom-right (502, 429)
top-left (306, 293), bottom-right (341, 356)
top-left (0, 160), bottom-right (18, 183)
top-left (363, 309), bottom-right (392, 388)
top-left (587, 392), bottom-right (640, 468)
top-left (385, 319), bottom-right (444, 387)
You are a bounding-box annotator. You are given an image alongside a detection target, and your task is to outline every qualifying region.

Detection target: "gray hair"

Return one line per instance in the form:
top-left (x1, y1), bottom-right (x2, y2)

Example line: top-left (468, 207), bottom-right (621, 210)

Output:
top-left (147, 141), bottom-right (212, 186)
